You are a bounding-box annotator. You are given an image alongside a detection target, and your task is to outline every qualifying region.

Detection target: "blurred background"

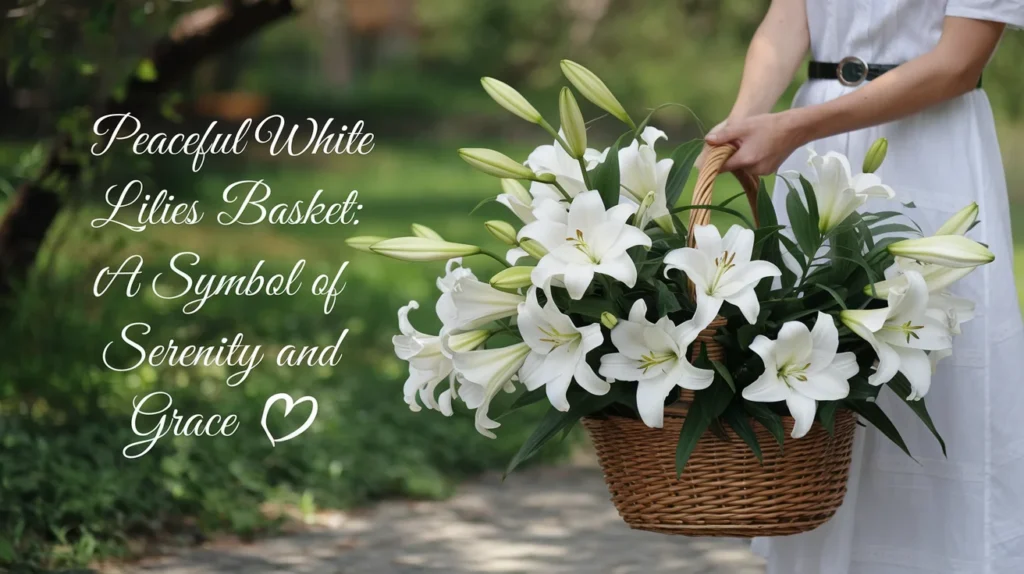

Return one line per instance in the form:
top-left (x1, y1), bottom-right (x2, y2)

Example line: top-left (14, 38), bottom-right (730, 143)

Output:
top-left (0, 0), bottom-right (1022, 571)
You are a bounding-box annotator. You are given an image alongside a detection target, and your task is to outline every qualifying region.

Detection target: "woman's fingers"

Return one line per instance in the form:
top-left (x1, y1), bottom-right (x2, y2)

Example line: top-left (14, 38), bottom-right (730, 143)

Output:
top-left (705, 121), bottom-right (745, 145)
top-left (696, 120), bottom-right (730, 169)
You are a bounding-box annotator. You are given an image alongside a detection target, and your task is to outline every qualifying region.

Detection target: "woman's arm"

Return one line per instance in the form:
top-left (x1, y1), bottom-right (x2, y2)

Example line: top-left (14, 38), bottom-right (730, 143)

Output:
top-left (707, 16), bottom-right (1007, 175)
top-left (726, 0), bottom-right (810, 120)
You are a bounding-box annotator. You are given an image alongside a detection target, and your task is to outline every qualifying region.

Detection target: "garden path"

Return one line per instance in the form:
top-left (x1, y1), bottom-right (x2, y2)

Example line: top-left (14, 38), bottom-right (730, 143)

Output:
top-left (117, 461), bottom-right (764, 574)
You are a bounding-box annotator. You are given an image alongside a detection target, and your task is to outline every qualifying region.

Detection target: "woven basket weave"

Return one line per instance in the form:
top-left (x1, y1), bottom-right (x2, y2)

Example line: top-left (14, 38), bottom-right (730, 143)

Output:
top-left (584, 144), bottom-right (857, 538)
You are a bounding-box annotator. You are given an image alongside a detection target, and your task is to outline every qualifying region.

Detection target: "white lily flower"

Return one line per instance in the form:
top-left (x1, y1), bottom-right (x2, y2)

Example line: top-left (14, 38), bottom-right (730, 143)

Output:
top-left (496, 179), bottom-right (538, 224)
top-left (517, 287), bottom-right (608, 411)
top-left (742, 312), bottom-right (857, 439)
top-left (480, 77), bottom-right (543, 124)
top-left (935, 202), bottom-right (979, 236)
top-left (394, 301), bottom-right (489, 415)
top-left (520, 190), bottom-right (652, 299)
top-left (618, 126), bottom-right (675, 232)
top-left (371, 236), bottom-right (481, 262)
top-left (926, 291), bottom-right (977, 370)
top-left (840, 270), bottom-right (953, 400)
top-left (888, 235), bottom-right (995, 269)
top-left (434, 258), bottom-right (478, 330)
top-left (783, 148), bottom-right (895, 233)
top-left (453, 343), bottom-right (531, 438)
top-left (868, 205), bottom-right (985, 298)
top-left (490, 266), bottom-right (535, 291)
top-left (505, 198), bottom-right (569, 264)
top-left (525, 132), bottom-right (606, 201)
top-left (443, 272), bottom-right (526, 332)
top-left (868, 256), bottom-right (974, 299)
top-left (560, 60), bottom-right (634, 127)
top-left (599, 300), bottom-right (714, 428)
top-left (663, 224), bottom-right (781, 330)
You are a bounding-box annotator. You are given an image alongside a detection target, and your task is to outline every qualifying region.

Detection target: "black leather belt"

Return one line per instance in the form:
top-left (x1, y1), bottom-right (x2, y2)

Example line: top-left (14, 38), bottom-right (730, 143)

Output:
top-left (808, 57), bottom-right (982, 88)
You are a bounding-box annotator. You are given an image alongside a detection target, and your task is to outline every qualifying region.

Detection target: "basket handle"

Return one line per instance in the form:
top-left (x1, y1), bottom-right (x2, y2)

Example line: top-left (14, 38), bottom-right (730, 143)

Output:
top-left (681, 144), bottom-right (761, 369)
top-left (687, 143), bottom-right (761, 248)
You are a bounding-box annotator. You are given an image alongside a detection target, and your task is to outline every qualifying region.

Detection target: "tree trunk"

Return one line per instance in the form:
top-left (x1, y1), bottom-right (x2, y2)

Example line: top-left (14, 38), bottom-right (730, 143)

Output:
top-left (0, 0), bottom-right (297, 298)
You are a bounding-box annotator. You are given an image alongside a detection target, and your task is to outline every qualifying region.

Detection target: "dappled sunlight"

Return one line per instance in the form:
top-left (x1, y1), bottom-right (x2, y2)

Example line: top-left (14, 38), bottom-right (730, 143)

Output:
top-left (130, 465), bottom-right (766, 574)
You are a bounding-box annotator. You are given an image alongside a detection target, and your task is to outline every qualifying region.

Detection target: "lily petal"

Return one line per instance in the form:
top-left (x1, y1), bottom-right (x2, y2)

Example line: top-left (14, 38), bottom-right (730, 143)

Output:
top-left (787, 394), bottom-right (818, 439)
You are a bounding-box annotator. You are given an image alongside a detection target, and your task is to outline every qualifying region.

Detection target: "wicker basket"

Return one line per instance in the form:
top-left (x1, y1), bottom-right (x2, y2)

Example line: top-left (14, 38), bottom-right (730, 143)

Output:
top-left (584, 144), bottom-right (857, 538)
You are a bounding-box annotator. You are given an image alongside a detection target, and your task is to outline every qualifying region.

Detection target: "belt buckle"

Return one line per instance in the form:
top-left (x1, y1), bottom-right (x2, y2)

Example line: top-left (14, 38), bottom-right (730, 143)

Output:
top-left (837, 56), bottom-right (868, 86)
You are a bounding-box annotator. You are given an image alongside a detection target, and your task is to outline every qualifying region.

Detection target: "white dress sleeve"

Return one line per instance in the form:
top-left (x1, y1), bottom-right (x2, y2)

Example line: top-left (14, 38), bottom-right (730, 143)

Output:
top-left (946, 0), bottom-right (1024, 29)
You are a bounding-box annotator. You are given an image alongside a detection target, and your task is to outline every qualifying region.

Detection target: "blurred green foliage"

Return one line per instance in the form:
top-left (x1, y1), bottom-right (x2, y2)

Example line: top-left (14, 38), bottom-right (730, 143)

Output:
top-left (0, 142), bottom-right (570, 570)
top-left (2, 0), bottom-right (1024, 571)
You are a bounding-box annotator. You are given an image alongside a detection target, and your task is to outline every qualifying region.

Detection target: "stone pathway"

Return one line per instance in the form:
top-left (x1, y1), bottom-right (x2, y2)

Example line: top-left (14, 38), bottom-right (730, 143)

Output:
top-left (123, 464), bottom-right (765, 574)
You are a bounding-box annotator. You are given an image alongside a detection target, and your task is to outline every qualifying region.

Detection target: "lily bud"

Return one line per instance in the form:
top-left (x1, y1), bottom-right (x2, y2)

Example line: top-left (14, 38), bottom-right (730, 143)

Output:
top-left (888, 235), bottom-right (995, 268)
top-left (559, 87), bottom-right (587, 159)
top-left (560, 60), bottom-right (634, 128)
top-left (862, 138), bottom-right (888, 174)
top-left (485, 220), bottom-right (518, 246)
top-left (481, 77), bottom-right (543, 124)
top-left (489, 266), bottom-right (535, 291)
top-left (459, 148), bottom-right (551, 182)
top-left (371, 237), bottom-right (481, 262)
top-left (345, 236), bottom-right (386, 253)
top-left (633, 191), bottom-right (656, 227)
top-left (600, 312), bottom-right (618, 330)
top-left (411, 223), bottom-right (443, 240)
top-left (519, 238), bottom-right (549, 259)
top-left (935, 202), bottom-right (979, 236)
top-left (501, 179), bottom-right (532, 204)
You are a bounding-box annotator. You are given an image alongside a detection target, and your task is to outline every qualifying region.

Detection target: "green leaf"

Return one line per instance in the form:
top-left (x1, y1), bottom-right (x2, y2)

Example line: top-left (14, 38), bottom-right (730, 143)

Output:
top-left (720, 190), bottom-right (751, 208)
top-left (723, 405), bottom-right (762, 463)
top-left (710, 360), bottom-right (736, 392)
top-left (498, 387), bottom-right (548, 419)
top-left (832, 254), bottom-right (879, 287)
top-left (670, 203), bottom-right (755, 230)
top-left (756, 180), bottom-right (778, 228)
top-left (469, 195), bottom-right (498, 215)
top-left (566, 297), bottom-right (616, 321)
top-left (744, 401), bottom-right (785, 449)
top-left (846, 399), bottom-right (914, 460)
top-left (816, 401), bottom-right (840, 436)
top-left (777, 233), bottom-right (808, 273)
top-left (676, 382), bottom-right (734, 475)
top-left (805, 283), bottom-right (848, 310)
top-left (868, 223), bottom-right (921, 236)
top-left (664, 139), bottom-right (704, 207)
top-left (592, 134), bottom-right (629, 209)
top-left (887, 374), bottom-right (947, 456)
top-left (135, 58), bottom-right (158, 82)
top-left (736, 324), bottom-right (760, 351)
top-left (655, 280), bottom-right (682, 315)
top-left (847, 376), bottom-right (882, 401)
top-left (785, 180), bottom-right (820, 256)
top-left (798, 175), bottom-right (820, 229)
top-left (506, 390), bottom-right (621, 476)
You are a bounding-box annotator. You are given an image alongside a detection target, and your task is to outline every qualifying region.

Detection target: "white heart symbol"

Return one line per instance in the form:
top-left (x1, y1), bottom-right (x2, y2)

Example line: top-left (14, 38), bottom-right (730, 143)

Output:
top-left (261, 393), bottom-right (318, 447)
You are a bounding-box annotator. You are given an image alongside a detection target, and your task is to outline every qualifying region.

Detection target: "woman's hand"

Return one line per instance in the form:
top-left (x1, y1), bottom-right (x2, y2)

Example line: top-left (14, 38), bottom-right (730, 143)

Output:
top-left (704, 111), bottom-right (807, 175)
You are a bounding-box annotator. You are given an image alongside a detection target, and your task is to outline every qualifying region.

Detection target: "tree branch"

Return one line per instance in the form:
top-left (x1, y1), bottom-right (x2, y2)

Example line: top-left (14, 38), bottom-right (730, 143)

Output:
top-left (0, 0), bottom-right (297, 298)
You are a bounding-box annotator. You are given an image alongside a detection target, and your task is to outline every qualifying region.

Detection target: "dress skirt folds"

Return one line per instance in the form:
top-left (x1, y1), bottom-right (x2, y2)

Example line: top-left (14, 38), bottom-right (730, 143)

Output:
top-left (751, 1), bottom-right (1024, 573)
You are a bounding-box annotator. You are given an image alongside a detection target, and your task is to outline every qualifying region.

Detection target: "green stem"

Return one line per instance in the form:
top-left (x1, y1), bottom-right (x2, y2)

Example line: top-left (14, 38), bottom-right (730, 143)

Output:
top-left (796, 236), bottom-right (826, 289)
top-left (479, 249), bottom-right (512, 268)
top-left (540, 119), bottom-right (573, 153)
top-left (577, 157), bottom-right (593, 190)
top-left (551, 181), bottom-right (573, 202)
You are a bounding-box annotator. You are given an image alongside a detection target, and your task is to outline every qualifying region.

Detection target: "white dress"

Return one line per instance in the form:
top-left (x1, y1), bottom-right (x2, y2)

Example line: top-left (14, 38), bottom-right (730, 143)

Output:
top-left (752, 1), bottom-right (1024, 573)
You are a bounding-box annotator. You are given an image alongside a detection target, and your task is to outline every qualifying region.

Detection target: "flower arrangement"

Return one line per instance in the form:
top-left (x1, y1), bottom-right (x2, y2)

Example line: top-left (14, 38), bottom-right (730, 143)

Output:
top-left (349, 61), bottom-right (994, 477)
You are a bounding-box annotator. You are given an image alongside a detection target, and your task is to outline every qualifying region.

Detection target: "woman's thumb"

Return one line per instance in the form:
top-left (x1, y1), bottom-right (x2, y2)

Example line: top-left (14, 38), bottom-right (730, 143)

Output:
top-left (705, 125), bottom-right (736, 144)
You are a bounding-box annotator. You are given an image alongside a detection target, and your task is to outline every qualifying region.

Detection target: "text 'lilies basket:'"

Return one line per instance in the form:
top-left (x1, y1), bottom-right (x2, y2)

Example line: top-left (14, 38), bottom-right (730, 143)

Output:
top-left (583, 146), bottom-right (858, 537)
